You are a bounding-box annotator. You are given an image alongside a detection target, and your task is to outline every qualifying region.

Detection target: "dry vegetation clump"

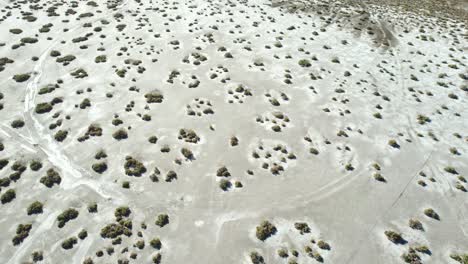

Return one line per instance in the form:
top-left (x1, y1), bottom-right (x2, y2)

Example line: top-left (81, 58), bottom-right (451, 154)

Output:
top-left (155, 214), bottom-right (169, 227)
top-left (39, 168), bottom-right (61, 187)
top-left (294, 222), bottom-right (310, 234)
top-left (27, 201), bottom-right (43, 215)
top-left (423, 208), bottom-right (440, 220)
top-left (12, 223), bottom-right (32, 245)
top-left (256, 220), bottom-right (277, 241)
top-left (384, 230), bottom-right (406, 244)
top-left (57, 208), bottom-right (79, 228)
top-left (124, 156), bottom-right (146, 176)
top-left (1, 189), bottom-right (16, 204)
top-left (145, 91), bottom-right (164, 103)
top-left (113, 128), bottom-right (128, 140)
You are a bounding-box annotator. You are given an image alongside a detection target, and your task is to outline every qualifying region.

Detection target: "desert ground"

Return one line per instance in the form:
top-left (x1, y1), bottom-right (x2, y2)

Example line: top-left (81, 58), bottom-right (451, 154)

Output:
top-left (0, 0), bottom-right (467, 263)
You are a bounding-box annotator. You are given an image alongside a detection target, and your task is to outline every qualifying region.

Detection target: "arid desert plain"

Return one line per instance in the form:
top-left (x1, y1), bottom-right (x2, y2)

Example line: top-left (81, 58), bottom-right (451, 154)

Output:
top-left (0, 0), bottom-right (467, 263)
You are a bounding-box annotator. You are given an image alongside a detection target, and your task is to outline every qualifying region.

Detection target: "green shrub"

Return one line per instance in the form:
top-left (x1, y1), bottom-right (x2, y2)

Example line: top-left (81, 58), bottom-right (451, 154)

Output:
top-left (12, 223), bottom-right (32, 245)
top-left (27, 201), bottom-right (43, 215)
top-left (150, 238), bottom-right (162, 249)
top-left (30, 160), bottom-right (43, 171)
top-left (40, 168), bottom-right (61, 187)
top-left (92, 162), bottom-right (107, 173)
top-left (124, 156), bottom-right (146, 176)
top-left (113, 129), bottom-right (128, 140)
top-left (54, 130), bottom-right (68, 142)
top-left (423, 208), bottom-right (440, 220)
top-left (219, 179), bottom-right (231, 191)
top-left (256, 220), bottom-right (277, 241)
top-left (61, 237), bottom-right (77, 249)
top-left (57, 208), bottom-right (79, 228)
top-left (11, 119), bottom-right (25, 128)
top-left (13, 74), bottom-right (31, 82)
top-left (155, 214), bottom-right (169, 227)
top-left (35, 102), bottom-right (53, 114)
top-left (384, 230), bottom-right (405, 244)
top-left (1, 189), bottom-right (16, 204)
top-left (298, 59), bottom-right (311, 67)
top-left (115, 206), bottom-right (131, 220)
top-left (294, 222), bottom-right (310, 234)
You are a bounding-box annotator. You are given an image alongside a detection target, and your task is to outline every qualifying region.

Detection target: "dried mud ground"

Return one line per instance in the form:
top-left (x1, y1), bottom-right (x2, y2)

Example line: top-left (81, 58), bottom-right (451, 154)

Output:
top-left (0, 0), bottom-right (467, 263)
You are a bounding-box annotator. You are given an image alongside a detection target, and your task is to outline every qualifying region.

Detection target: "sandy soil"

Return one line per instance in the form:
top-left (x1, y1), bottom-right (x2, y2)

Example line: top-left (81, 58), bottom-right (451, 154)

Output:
top-left (0, 0), bottom-right (467, 263)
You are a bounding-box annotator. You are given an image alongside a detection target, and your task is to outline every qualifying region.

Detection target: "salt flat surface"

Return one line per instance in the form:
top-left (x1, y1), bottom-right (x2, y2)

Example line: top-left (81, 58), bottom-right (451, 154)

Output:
top-left (0, 0), bottom-right (466, 263)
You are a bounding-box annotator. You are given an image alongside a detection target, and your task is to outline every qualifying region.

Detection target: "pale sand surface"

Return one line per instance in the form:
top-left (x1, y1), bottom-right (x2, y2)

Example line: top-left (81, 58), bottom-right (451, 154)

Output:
top-left (0, 0), bottom-right (467, 263)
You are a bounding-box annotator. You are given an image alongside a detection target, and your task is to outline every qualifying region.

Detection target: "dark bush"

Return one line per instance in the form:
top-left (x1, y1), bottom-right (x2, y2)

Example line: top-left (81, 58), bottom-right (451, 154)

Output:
top-left (256, 220), bottom-right (277, 241)
top-left (155, 214), bottom-right (169, 227)
top-left (57, 208), bottom-right (79, 228)
top-left (27, 201), bottom-right (43, 215)
top-left (40, 168), bottom-right (61, 187)
top-left (1, 189), bottom-right (16, 204)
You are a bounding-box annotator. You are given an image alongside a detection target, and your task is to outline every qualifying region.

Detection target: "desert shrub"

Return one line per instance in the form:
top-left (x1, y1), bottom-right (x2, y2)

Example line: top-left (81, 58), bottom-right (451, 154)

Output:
top-left (50, 50), bottom-right (61, 57)
top-left (152, 253), bottom-right (162, 264)
top-left (219, 179), bottom-right (231, 191)
top-left (373, 173), bottom-right (386, 182)
top-left (61, 237), bottom-right (77, 249)
top-left (115, 206), bottom-right (131, 220)
top-left (444, 166), bottom-right (458, 174)
top-left (298, 59), bottom-right (311, 67)
top-left (401, 251), bottom-right (421, 263)
top-left (113, 129), bottom-right (128, 140)
top-left (40, 168), bottom-right (61, 187)
top-left (101, 223), bottom-right (126, 239)
top-left (13, 73), bottom-right (31, 82)
top-left (148, 136), bottom-right (158, 144)
top-left (388, 139), bottom-right (400, 148)
top-left (317, 240), bottom-right (331, 250)
top-left (32, 251), bottom-right (43, 262)
top-left (95, 150), bottom-right (107, 159)
top-left (450, 253), bottom-right (468, 264)
top-left (181, 148), bottom-right (194, 159)
top-left (384, 230), bottom-right (405, 244)
top-left (9, 28), bottom-right (23, 34)
top-left (230, 136), bottom-right (239, 146)
top-left (150, 238), bottom-right (162, 249)
top-left (250, 251), bottom-right (265, 264)
top-left (155, 214), bottom-right (169, 227)
top-left (95, 55), bottom-right (107, 63)
top-left (11, 119), bottom-right (25, 128)
top-left (78, 229), bottom-right (88, 240)
top-left (88, 202), bottom-right (98, 213)
top-left (145, 91), bottom-right (164, 103)
top-left (294, 222), bottom-right (310, 234)
top-left (54, 130), bottom-right (68, 142)
top-left (35, 102), bottom-right (53, 114)
top-left (0, 159), bottom-right (9, 170)
top-left (216, 166), bottom-right (231, 177)
top-left (82, 257), bottom-right (93, 264)
top-left (1, 189), bottom-right (16, 204)
top-left (256, 220), bottom-right (277, 241)
top-left (124, 156), bottom-right (146, 176)
top-left (165, 171), bottom-right (177, 182)
top-left (57, 208), bottom-right (79, 228)
top-left (277, 248), bottom-right (288, 258)
top-left (30, 160), bottom-right (43, 171)
top-left (423, 208), bottom-right (440, 220)
top-left (122, 181), bottom-right (130, 188)
top-left (409, 219), bottom-right (424, 230)
top-left (80, 98), bottom-right (91, 109)
top-left (92, 162), bottom-right (107, 173)
top-left (12, 223), bottom-right (32, 245)
top-left (27, 201), bottom-right (43, 215)
top-left (178, 129), bottom-right (200, 143)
